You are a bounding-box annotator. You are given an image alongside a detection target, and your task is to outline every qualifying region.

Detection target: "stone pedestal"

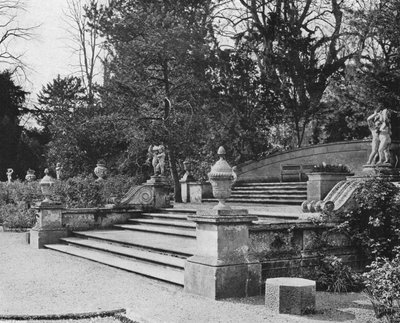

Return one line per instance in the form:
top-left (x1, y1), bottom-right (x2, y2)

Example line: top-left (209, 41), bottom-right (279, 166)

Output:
top-left (265, 277), bottom-right (316, 315)
top-left (307, 172), bottom-right (350, 201)
top-left (30, 203), bottom-right (67, 249)
top-left (184, 209), bottom-right (261, 299)
top-left (145, 176), bottom-right (171, 208)
top-left (188, 182), bottom-right (202, 203)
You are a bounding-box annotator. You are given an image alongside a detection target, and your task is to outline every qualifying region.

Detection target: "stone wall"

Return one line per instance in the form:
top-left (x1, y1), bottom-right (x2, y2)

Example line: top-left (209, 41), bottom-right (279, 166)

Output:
top-left (236, 140), bottom-right (400, 182)
top-left (61, 207), bottom-right (141, 231)
top-left (249, 222), bottom-right (363, 281)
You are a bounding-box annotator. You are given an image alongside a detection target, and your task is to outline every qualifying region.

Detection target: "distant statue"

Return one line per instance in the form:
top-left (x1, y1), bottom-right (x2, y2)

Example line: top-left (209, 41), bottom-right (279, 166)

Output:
top-left (367, 108), bottom-right (392, 165)
top-left (147, 144), bottom-right (166, 176)
top-left (6, 168), bottom-right (13, 184)
top-left (55, 162), bottom-right (62, 180)
top-left (366, 110), bottom-right (381, 165)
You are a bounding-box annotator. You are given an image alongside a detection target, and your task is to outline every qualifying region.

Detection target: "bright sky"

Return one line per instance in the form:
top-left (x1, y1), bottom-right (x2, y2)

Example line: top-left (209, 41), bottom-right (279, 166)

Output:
top-left (0, 0), bottom-right (95, 111)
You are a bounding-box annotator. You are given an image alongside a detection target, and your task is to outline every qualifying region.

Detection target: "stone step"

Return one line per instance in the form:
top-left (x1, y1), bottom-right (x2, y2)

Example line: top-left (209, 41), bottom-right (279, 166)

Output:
top-left (231, 193), bottom-right (306, 199)
top-left (142, 212), bottom-right (189, 220)
top-left (202, 198), bottom-right (304, 205)
top-left (114, 223), bottom-right (196, 238)
top-left (129, 218), bottom-right (196, 229)
top-left (158, 208), bottom-right (197, 215)
top-left (46, 243), bottom-right (184, 285)
top-left (59, 237), bottom-right (186, 268)
top-left (73, 230), bottom-right (195, 257)
top-left (235, 182), bottom-right (307, 188)
top-left (233, 188), bottom-right (306, 194)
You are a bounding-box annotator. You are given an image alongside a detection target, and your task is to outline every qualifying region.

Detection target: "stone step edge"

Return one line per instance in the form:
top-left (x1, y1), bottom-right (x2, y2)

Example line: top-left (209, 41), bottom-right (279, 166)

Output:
top-left (128, 218), bottom-right (196, 228)
top-left (141, 213), bottom-right (189, 220)
top-left (46, 244), bottom-right (184, 285)
top-left (72, 231), bottom-right (194, 257)
top-left (114, 224), bottom-right (196, 238)
top-left (60, 237), bottom-right (186, 268)
top-left (202, 199), bottom-right (303, 204)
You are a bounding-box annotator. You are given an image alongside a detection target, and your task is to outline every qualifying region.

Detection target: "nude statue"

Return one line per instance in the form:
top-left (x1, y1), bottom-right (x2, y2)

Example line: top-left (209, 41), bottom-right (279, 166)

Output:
top-left (147, 145), bottom-right (166, 176)
top-left (377, 108), bottom-right (391, 165)
top-left (6, 168), bottom-right (13, 184)
top-left (366, 110), bottom-right (381, 165)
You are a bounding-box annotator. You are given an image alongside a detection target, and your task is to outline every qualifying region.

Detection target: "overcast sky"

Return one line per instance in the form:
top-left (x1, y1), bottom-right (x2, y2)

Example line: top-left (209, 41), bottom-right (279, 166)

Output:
top-left (0, 0), bottom-right (90, 110)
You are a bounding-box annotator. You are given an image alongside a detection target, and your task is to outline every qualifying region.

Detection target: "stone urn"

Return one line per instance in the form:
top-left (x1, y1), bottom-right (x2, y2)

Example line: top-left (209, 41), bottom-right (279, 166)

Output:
top-left (94, 161), bottom-right (107, 181)
top-left (25, 169), bottom-right (36, 182)
top-left (208, 146), bottom-right (235, 210)
top-left (40, 168), bottom-right (55, 203)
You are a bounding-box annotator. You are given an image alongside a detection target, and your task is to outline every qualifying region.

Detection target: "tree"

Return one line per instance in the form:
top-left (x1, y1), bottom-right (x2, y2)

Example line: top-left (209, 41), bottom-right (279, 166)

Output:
top-left (90, 0), bottom-right (220, 200)
top-left (65, 0), bottom-right (106, 103)
top-left (0, 0), bottom-right (36, 76)
top-left (0, 70), bottom-right (28, 180)
top-left (223, 0), bottom-right (359, 147)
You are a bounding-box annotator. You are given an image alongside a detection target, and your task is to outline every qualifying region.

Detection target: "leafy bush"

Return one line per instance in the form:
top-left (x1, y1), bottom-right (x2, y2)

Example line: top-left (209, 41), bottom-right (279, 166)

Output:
top-left (336, 179), bottom-right (400, 260)
top-left (312, 162), bottom-right (351, 173)
top-left (303, 255), bottom-right (363, 293)
top-left (53, 175), bottom-right (141, 208)
top-left (0, 181), bottom-right (41, 229)
top-left (363, 249), bottom-right (400, 321)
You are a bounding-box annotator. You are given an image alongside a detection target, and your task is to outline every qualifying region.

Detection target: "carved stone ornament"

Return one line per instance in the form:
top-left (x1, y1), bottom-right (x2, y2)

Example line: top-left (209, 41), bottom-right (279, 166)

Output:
top-left (208, 146), bottom-right (235, 210)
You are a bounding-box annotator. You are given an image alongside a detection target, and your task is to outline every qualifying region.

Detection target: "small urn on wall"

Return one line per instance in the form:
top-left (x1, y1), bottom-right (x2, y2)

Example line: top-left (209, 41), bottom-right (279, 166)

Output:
top-left (208, 146), bottom-right (235, 210)
top-left (25, 169), bottom-right (36, 182)
top-left (94, 160), bottom-right (107, 181)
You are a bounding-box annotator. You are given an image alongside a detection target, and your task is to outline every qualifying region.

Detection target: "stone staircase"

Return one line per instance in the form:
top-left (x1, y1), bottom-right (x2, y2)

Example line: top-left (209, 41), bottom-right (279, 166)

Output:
top-left (45, 207), bottom-right (303, 286)
top-left (45, 209), bottom-right (197, 286)
top-left (203, 182), bottom-right (307, 205)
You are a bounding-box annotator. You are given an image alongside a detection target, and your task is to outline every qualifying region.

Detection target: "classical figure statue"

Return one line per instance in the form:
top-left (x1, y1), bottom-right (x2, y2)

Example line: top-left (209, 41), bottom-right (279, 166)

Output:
top-left (367, 108), bottom-right (392, 165)
top-left (377, 108), bottom-right (392, 165)
top-left (6, 168), bottom-right (13, 184)
top-left (55, 162), bottom-right (62, 180)
top-left (147, 145), bottom-right (166, 176)
top-left (366, 110), bottom-right (381, 165)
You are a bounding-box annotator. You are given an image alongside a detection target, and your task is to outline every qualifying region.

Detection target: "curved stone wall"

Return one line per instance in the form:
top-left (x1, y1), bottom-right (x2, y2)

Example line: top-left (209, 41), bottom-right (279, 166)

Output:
top-left (236, 140), bottom-right (400, 182)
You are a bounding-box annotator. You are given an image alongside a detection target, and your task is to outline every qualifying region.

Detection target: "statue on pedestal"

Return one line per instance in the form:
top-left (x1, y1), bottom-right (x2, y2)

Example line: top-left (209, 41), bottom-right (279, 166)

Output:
top-left (6, 168), bottom-right (13, 184)
top-left (366, 108), bottom-right (392, 165)
top-left (147, 145), bottom-right (166, 176)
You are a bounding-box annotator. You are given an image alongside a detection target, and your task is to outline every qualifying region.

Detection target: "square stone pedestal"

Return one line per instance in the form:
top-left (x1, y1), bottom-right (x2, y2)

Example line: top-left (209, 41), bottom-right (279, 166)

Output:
top-left (30, 203), bottom-right (67, 249)
top-left (184, 209), bottom-right (261, 299)
top-left (145, 176), bottom-right (171, 208)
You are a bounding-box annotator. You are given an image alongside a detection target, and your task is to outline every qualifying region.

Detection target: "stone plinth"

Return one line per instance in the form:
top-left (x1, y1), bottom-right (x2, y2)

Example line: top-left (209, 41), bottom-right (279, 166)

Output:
top-left (307, 172), bottom-right (350, 201)
top-left (30, 203), bottom-right (67, 249)
top-left (184, 209), bottom-right (261, 299)
top-left (265, 277), bottom-right (316, 315)
top-left (145, 176), bottom-right (171, 208)
top-left (188, 182), bottom-right (202, 203)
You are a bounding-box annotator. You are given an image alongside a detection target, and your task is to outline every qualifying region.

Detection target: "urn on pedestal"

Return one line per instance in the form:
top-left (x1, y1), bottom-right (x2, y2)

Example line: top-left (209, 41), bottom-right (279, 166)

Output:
top-left (208, 146), bottom-right (235, 210)
top-left (40, 168), bottom-right (55, 204)
top-left (25, 169), bottom-right (36, 182)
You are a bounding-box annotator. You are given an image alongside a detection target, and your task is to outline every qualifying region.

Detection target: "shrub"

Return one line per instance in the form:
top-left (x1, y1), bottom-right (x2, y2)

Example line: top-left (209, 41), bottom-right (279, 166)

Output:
top-left (0, 181), bottom-right (41, 229)
top-left (303, 255), bottom-right (363, 293)
top-left (363, 249), bottom-right (400, 321)
top-left (336, 179), bottom-right (400, 260)
top-left (312, 162), bottom-right (351, 173)
top-left (53, 175), bottom-right (141, 208)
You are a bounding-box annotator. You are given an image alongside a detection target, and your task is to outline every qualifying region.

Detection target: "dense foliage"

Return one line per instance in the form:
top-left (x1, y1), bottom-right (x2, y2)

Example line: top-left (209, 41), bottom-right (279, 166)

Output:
top-left (336, 179), bottom-right (400, 260)
top-left (364, 250), bottom-right (400, 322)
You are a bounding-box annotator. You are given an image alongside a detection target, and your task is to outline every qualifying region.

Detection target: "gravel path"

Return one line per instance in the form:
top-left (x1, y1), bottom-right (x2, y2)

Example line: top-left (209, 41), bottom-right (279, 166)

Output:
top-left (0, 232), bottom-right (379, 323)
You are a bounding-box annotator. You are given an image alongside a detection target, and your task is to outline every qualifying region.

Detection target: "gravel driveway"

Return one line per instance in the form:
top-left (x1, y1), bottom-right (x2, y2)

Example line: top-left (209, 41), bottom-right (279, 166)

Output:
top-left (0, 232), bottom-right (379, 323)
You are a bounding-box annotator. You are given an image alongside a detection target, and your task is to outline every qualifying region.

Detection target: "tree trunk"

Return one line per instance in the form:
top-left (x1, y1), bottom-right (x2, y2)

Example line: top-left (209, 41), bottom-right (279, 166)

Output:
top-left (168, 149), bottom-right (182, 203)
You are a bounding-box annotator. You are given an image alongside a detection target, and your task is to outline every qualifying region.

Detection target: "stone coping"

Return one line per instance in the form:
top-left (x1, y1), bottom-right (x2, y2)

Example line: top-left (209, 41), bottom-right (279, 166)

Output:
top-left (62, 207), bottom-right (142, 214)
top-left (250, 221), bottom-right (337, 231)
top-left (266, 277), bottom-right (316, 287)
top-left (188, 214), bottom-right (258, 224)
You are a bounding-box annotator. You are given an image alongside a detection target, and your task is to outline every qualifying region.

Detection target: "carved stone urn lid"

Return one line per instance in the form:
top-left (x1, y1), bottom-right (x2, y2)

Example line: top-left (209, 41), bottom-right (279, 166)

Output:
top-left (208, 146), bottom-right (234, 180)
top-left (40, 168), bottom-right (55, 186)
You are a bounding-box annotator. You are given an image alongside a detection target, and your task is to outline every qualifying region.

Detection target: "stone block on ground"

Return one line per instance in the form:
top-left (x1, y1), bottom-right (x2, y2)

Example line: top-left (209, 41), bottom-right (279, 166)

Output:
top-left (265, 277), bottom-right (316, 315)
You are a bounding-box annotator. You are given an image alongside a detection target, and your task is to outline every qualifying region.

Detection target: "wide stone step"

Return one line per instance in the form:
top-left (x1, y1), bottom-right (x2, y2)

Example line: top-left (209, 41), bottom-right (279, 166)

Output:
top-left (142, 212), bottom-right (189, 220)
top-left (230, 193), bottom-right (306, 199)
top-left (129, 218), bottom-right (196, 229)
top-left (159, 208), bottom-right (197, 215)
top-left (233, 189), bottom-right (306, 194)
top-left (235, 182), bottom-right (307, 188)
top-left (202, 198), bottom-right (304, 205)
top-left (73, 230), bottom-right (195, 256)
top-left (59, 237), bottom-right (186, 268)
top-left (114, 223), bottom-right (196, 238)
top-left (45, 243), bottom-right (184, 285)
